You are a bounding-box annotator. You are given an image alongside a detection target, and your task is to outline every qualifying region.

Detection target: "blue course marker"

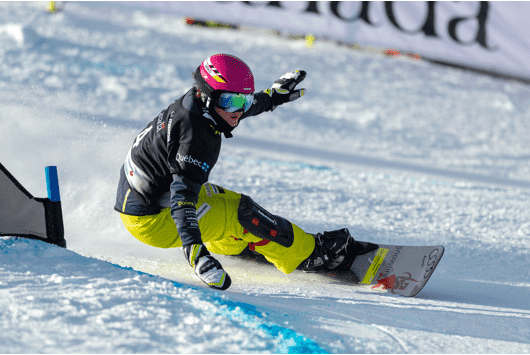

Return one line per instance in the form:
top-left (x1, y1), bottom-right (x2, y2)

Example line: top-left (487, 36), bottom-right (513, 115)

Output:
top-left (45, 166), bottom-right (61, 202)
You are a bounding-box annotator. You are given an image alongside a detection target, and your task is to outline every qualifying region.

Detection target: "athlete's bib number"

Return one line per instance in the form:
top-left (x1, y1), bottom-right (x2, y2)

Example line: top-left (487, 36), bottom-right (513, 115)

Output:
top-left (133, 126), bottom-right (153, 148)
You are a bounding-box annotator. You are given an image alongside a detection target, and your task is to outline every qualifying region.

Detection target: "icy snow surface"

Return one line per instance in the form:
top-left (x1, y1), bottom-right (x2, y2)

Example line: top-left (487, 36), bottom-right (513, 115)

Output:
top-left (1, 2), bottom-right (530, 353)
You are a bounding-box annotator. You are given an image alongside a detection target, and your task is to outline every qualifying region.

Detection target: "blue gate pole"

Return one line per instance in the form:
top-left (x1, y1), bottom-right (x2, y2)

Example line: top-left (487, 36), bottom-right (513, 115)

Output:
top-left (44, 166), bottom-right (66, 247)
top-left (45, 166), bottom-right (61, 202)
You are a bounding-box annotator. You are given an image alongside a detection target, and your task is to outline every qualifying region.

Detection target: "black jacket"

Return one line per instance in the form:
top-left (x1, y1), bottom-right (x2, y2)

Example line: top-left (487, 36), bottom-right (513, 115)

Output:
top-left (115, 87), bottom-right (272, 246)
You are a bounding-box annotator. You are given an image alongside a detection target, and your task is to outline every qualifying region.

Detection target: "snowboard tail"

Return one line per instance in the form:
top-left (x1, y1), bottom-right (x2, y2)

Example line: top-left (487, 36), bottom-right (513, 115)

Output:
top-left (347, 242), bottom-right (444, 297)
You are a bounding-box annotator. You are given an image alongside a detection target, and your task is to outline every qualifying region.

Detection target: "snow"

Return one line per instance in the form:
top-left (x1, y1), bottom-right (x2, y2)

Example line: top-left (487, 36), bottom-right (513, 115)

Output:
top-left (1, 2), bottom-right (530, 353)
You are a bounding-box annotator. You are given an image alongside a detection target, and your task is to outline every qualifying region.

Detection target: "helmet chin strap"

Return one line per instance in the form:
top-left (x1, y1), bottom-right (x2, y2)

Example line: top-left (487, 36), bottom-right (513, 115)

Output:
top-left (209, 106), bottom-right (236, 138)
top-left (196, 88), bottom-right (235, 138)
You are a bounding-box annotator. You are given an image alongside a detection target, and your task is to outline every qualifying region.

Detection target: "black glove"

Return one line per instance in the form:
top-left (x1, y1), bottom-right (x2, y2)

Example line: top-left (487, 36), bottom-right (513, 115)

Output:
top-left (264, 70), bottom-right (306, 111)
top-left (183, 244), bottom-right (231, 290)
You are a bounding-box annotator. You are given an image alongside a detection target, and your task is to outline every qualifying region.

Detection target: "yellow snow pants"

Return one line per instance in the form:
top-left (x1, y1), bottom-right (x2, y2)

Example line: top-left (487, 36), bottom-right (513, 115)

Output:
top-left (119, 183), bottom-right (315, 274)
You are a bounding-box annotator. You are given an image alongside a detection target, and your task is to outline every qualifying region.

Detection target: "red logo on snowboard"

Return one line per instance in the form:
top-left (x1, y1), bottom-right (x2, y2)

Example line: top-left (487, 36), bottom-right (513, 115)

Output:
top-left (373, 272), bottom-right (420, 293)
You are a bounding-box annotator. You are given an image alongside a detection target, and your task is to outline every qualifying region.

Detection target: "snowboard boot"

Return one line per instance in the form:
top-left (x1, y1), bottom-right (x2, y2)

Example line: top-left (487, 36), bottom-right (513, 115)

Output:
top-left (298, 228), bottom-right (356, 273)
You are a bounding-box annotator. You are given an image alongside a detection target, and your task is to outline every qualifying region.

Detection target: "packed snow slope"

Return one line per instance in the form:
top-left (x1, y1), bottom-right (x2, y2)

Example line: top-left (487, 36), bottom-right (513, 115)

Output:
top-left (1, 2), bottom-right (530, 353)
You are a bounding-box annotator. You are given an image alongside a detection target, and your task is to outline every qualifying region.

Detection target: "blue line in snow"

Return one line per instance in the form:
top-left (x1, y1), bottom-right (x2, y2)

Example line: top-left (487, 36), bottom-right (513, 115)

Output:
top-left (113, 264), bottom-right (327, 354)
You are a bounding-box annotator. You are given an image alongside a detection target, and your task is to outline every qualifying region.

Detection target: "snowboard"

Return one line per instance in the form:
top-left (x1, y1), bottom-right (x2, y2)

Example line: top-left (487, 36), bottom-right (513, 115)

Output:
top-left (344, 242), bottom-right (444, 297)
top-left (234, 241), bottom-right (444, 297)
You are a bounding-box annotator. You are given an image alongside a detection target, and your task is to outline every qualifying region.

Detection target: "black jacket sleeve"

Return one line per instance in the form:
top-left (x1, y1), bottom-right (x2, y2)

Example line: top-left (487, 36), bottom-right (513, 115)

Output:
top-left (170, 173), bottom-right (203, 247)
top-left (166, 99), bottom-right (220, 247)
top-left (242, 91), bottom-right (274, 119)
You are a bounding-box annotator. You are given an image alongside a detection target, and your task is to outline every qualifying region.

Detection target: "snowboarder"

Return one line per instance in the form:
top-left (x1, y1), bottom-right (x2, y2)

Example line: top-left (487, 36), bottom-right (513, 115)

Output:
top-left (115, 54), bottom-right (355, 290)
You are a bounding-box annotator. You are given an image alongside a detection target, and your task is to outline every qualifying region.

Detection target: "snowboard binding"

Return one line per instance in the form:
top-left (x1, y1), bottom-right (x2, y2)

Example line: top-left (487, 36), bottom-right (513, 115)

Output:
top-left (299, 228), bottom-right (378, 273)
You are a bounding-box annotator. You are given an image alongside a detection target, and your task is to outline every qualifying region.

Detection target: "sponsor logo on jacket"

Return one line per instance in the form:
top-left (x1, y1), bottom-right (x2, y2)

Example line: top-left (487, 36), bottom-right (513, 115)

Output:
top-left (156, 111), bottom-right (166, 132)
top-left (176, 152), bottom-right (210, 172)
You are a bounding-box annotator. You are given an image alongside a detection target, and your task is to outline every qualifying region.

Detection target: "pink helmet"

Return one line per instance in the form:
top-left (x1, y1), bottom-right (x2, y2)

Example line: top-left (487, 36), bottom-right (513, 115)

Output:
top-left (193, 54), bottom-right (254, 99)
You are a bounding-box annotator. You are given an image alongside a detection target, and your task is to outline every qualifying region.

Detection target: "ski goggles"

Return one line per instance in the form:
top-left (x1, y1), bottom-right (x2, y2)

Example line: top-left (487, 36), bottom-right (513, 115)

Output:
top-left (217, 92), bottom-right (254, 113)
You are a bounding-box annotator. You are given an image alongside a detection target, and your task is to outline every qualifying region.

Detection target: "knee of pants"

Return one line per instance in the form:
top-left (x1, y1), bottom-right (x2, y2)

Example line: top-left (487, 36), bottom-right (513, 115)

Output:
top-left (234, 194), bottom-right (315, 274)
top-left (120, 209), bottom-right (182, 248)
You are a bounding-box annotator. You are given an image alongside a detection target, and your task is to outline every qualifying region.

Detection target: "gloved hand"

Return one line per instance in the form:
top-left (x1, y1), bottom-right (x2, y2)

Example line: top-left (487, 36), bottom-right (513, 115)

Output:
top-left (264, 70), bottom-right (306, 111)
top-left (183, 244), bottom-right (231, 290)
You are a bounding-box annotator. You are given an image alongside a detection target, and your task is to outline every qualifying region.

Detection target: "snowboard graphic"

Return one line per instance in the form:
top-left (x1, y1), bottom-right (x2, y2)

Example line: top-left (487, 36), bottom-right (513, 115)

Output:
top-left (347, 243), bottom-right (444, 297)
